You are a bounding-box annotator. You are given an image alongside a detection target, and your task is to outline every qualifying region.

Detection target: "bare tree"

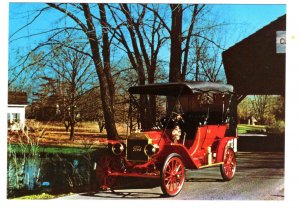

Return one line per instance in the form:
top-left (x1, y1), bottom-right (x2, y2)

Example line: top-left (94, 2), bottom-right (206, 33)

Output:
top-left (251, 95), bottom-right (270, 125)
top-left (46, 42), bottom-right (94, 141)
top-left (197, 39), bottom-right (224, 82)
top-left (9, 3), bottom-right (230, 136)
top-left (181, 4), bottom-right (205, 81)
top-left (108, 4), bottom-right (166, 128)
top-left (47, 3), bottom-right (119, 140)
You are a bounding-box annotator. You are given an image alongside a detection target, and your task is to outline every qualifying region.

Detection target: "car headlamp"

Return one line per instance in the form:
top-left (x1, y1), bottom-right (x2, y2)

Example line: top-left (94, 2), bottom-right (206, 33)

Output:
top-left (144, 144), bottom-right (159, 157)
top-left (112, 143), bottom-right (124, 156)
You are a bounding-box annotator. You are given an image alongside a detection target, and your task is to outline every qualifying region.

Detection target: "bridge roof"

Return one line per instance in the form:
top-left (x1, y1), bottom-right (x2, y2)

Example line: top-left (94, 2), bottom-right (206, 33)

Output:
top-left (222, 15), bottom-right (286, 95)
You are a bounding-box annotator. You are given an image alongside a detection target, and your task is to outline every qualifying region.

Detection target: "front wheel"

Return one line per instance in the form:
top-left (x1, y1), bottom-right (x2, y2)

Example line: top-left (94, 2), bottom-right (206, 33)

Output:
top-left (220, 148), bottom-right (236, 181)
top-left (160, 153), bottom-right (185, 197)
top-left (95, 155), bottom-right (118, 190)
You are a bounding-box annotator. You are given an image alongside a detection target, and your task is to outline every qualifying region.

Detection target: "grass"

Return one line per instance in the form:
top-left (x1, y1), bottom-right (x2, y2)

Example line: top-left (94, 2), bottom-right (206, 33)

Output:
top-left (7, 120), bottom-right (128, 157)
top-left (7, 143), bottom-right (105, 155)
top-left (8, 120), bottom-right (127, 147)
top-left (8, 120), bottom-right (278, 147)
top-left (13, 192), bottom-right (71, 200)
top-left (237, 124), bottom-right (267, 134)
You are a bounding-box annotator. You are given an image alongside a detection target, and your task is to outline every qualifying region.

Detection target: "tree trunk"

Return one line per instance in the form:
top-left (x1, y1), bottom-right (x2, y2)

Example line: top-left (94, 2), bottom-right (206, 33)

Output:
top-left (148, 68), bottom-right (156, 125)
top-left (195, 38), bottom-right (201, 81)
top-left (120, 4), bottom-right (152, 130)
top-left (98, 4), bottom-right (115, 107)
top-left (70, 123), bottom-right (75, 141)
top-left (82, 4), bottom-right (118, 140)
top-left (169, 4), bottom-right (182, 83)
top-left (64, 121), bottom-right (70, 132)
top-left (167, 4), bottom-right (183, 115)
top-left (181, 5), bottom-right (199, 81)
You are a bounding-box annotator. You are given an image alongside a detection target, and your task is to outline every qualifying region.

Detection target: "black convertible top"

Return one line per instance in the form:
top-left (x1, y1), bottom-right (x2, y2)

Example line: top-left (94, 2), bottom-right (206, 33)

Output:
top-left (128, 82), bottom-right (233, 96)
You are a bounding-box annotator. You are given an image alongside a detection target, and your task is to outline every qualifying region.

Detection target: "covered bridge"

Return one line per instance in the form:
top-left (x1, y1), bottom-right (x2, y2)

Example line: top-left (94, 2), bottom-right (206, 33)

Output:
top-left (222, 14), bottom-right (286, 101)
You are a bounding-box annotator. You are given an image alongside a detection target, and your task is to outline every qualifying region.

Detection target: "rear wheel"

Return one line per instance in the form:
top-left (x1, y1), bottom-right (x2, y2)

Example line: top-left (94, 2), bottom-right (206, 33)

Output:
top-left (95, 155), bottom-right (118, 190)
top-left (220, 148), bottom-right (236, 181)
top-left (160, 153), bottom-right (185, 197)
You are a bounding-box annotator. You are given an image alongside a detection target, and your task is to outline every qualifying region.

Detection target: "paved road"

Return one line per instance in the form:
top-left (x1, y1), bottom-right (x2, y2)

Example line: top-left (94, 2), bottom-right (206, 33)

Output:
top-left (57, 152), bottom-right (284, 200)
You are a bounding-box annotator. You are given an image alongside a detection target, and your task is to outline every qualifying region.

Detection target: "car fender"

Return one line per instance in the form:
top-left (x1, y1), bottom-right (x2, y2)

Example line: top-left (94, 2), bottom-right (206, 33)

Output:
top-left (157, 144), bottom-right (198, 169)
top-left (215, 137), bottom-right (237, 162)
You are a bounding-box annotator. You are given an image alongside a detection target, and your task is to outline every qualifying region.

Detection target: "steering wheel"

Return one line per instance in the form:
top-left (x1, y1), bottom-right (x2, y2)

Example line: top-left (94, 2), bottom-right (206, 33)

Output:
top-left (159, 112), bottom-right (184, 129)
top-left (170, 112), bottom-right (184, 124)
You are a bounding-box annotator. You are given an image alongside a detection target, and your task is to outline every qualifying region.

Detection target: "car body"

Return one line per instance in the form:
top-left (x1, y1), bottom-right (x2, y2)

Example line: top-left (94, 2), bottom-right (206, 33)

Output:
top-left (93, 82), bottom-right (237, 197)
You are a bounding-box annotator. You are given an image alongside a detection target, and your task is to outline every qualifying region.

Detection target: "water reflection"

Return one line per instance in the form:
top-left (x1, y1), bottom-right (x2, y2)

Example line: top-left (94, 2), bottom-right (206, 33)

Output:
top-left (7, 153), bottom-right (93, 198)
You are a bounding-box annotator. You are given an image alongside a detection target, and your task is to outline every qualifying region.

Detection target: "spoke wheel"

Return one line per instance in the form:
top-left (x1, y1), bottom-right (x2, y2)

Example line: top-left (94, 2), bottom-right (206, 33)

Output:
top-left (160, 153), bottom-right (185, 197)
top-left (220, 148), bottom-right (236, 181)
top-left (95, 155), bottom-right (117, 190)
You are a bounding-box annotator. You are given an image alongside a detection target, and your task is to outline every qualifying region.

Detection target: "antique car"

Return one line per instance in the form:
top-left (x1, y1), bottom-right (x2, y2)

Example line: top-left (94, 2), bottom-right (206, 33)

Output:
top-left (93, 82), bottom-right (237, 197)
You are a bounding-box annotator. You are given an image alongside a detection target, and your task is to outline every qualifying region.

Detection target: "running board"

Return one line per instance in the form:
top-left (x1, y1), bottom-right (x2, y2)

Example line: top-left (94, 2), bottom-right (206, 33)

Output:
top-left (199, 162), bottom-right (224, 169)
top-left (109, 172), bottom-right (160, 179)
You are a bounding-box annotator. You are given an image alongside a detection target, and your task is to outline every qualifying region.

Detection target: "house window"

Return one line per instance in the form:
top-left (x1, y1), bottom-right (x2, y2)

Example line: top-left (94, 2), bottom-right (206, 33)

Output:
top-left (7, 113), bottom-right (21, 128)
top-left (12, 113), bottom-right (20, 123)
top-left (7, 113), bottom-right (10, 127)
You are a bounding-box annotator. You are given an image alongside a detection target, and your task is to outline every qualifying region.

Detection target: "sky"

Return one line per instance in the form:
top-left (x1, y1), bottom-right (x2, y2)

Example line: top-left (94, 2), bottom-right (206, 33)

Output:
top-left (211, 4), bottom-right (286, 48)
top-left (7, 3), bottom-right (286, 87)
top-left (8, 3), bottom-right (286, 51)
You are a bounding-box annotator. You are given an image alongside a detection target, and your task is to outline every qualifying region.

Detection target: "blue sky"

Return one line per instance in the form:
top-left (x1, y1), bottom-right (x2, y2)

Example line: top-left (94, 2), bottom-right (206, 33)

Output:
top-left (210, 4), bottom-right (286, 48)
top-left (8, 3), bottom-right (286, 85)
top-left (9, 3), bottom-right (286, 50)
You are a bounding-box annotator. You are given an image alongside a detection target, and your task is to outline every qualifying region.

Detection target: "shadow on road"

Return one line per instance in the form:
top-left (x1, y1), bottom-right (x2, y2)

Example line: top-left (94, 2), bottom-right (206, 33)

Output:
top-left (79, 190), bottom-right (164, 199)
top-left (185, 178), bottom-right (223, 183)
top-left (57, 133), bottom-right (285, 200)
top-left (238, 133), bottom-right (284, 152)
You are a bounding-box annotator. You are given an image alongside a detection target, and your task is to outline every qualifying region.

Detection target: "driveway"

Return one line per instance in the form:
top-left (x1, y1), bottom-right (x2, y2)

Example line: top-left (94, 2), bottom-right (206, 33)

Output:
top-left (56, 152), bottom-right (284, 200)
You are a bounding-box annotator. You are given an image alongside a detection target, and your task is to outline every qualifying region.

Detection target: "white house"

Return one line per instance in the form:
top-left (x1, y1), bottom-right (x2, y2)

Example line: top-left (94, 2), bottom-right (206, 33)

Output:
top-left (8, 91), bottom-right (28, 131)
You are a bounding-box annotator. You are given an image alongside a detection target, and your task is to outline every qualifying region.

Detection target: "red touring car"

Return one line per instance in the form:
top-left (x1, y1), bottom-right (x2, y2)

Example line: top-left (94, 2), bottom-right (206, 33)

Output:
top-left (93, 82), bottom-right (237, 197)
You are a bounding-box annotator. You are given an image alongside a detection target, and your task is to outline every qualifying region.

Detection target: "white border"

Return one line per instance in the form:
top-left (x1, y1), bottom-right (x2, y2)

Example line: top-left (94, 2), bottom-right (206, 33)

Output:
top-left (1, 0), bottom-right (299, 214)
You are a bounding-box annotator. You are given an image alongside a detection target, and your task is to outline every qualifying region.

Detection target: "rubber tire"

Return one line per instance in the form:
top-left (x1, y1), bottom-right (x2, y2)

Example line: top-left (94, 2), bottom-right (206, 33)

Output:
top-left (220, 148), bottom-right (236, 181)
top-left (160, 153), bottom-right (185, 197)
top-left (95, 155), bottom-right (118, 191)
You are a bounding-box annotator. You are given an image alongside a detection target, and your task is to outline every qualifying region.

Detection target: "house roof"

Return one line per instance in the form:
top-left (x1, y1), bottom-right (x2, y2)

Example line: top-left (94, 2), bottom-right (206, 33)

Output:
top-left (128, 82), bottom-right (233, 96)
top-left (222, 15), bottom-right (286, 95)
top-left (8, 91), bottom-right (28, 105)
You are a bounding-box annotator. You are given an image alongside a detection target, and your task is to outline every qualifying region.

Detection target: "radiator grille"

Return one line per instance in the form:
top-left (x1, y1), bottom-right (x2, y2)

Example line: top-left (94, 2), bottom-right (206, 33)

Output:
top-left (127, 139), bottom-right (149, 161)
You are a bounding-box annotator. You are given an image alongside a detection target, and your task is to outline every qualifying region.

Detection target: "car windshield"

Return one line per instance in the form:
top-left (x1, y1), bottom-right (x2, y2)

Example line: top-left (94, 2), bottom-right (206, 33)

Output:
top-left (127, 82), bottom-right (234, 133)
top-left (128, 91), bottom-right (232, 131)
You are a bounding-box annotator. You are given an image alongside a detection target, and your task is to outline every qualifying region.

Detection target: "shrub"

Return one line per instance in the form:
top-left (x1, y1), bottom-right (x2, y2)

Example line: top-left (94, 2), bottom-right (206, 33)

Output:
top-left (267, 120), bottom-right (285, 134)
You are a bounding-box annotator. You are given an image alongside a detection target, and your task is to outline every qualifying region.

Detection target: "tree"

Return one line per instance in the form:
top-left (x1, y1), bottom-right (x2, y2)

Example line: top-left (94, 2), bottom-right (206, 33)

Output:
top-left (47, 3), bottom-right (119, 140)
top-left (250, 95), bottom-right (270, 125)
top-left (271, 95), bottom-right (285, 121)
top-left (109, 4), bottom-right (156, 128)
top-left (76, 86), bottom-right (105, 133)
top-left (166, 4), bottom-right (206, 114)
top-left (45, 42), bottom-right (94, 141)
top-left (196, 39), bottom-right (224, 82)
top-left (9, 3), bottom-right (230, 136)
top-left (29, 41), bottom-right (95, 141)
top-left (30, 76), bottom-right (59, 121)
top-left (169, 4), bottom-right (183, 83)
top-left (238, 95), bottom-right (285, 126)
top-left (237, 96), bottom-right (252, 124)
top-left (8, 49), bottom-right (48, 101)
top-left (105, 4), bottom-right (168, 129)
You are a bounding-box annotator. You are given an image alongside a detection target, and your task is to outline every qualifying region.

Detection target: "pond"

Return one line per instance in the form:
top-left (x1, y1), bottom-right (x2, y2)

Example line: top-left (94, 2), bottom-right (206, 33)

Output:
top-left (7, 144), bottom-right (102, 198)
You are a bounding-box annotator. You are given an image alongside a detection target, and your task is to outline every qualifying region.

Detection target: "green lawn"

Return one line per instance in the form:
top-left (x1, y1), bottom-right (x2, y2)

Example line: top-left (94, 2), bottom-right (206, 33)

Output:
top-left (237, 124), bottom-right (267, 134)
top-left (7, 143), bottom-right (105, 155)
top-left (12, 193), bottom-right (71, 200)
